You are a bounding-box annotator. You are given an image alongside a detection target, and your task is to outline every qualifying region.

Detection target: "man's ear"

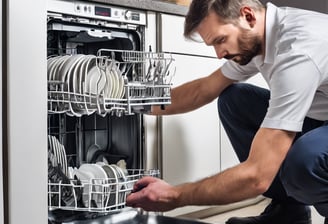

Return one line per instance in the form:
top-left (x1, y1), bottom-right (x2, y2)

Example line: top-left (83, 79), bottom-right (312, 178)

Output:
top-left (240, 6), bottom-right (256, 28)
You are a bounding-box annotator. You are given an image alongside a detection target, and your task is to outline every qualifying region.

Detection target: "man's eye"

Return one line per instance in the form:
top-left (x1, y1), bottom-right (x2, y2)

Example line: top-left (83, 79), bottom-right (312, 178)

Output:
top-left (215, 37), bottom-right (225, 44)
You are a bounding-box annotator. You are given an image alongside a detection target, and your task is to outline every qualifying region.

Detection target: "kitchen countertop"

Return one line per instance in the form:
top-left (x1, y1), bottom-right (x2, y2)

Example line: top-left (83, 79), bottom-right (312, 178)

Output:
top-left (88, 0), bottom-right (189, 16)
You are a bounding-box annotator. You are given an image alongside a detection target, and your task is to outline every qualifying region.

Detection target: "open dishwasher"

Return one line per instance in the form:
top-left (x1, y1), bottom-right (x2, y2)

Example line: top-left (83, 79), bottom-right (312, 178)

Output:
top-left (46, 1), bottom-right (212, 223)
top-left (46, 0), bottom-right (176, 223)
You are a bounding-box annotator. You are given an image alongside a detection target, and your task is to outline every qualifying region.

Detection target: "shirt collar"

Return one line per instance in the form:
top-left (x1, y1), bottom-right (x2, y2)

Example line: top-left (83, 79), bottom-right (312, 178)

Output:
top-left (263, 3), bottom-right (279, 64)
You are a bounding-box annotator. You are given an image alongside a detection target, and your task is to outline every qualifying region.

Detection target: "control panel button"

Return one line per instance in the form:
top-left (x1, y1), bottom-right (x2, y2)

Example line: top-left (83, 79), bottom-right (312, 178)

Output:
top-left (124, 10), bottom-right (132, 20)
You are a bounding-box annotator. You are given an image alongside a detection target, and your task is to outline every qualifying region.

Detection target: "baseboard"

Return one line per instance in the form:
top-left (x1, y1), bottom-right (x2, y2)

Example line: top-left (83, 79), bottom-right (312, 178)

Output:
top-left (172, 196), bottom-right (266, 219)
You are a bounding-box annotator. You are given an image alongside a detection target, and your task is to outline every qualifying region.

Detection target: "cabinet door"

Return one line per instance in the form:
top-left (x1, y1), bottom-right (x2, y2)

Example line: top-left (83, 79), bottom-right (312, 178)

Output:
top-left (159, 14), bottom-right (225, 216)
top-left (162, 55), bottom-right (223, 216)
top-left (159, 14), bottom-right (216, 57)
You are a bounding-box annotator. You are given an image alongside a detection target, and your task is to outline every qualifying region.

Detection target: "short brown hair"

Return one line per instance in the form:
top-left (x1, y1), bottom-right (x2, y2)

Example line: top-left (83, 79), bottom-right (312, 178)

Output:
top-left (184, 0), bottom-right (264, 39)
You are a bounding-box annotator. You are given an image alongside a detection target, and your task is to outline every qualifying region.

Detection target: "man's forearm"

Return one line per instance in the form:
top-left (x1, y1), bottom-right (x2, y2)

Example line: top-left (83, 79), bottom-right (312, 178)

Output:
top-left (174, 162), bottom-right (264, 207)
top-left (174, 128), bottom-right (295, 207)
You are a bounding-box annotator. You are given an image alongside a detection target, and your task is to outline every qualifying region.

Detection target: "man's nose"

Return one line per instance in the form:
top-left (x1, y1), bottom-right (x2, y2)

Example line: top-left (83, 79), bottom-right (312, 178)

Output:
top-left (214, 47), bottom-right (227, 59)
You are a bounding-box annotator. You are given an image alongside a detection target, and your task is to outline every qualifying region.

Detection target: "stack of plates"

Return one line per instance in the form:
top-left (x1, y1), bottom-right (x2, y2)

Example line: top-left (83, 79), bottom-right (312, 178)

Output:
top-left (47, 55), bottom-right (126, 116)
top-left (104, 63), bottom-right (125, 99)
top-left (48, 135), bottom-right (68, 176)
top-left (71, 163), bottom-right (128, 209)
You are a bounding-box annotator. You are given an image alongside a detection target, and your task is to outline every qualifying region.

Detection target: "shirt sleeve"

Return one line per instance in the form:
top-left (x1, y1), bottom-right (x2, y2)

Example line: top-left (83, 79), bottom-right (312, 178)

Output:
top-left (261, 52), bottom-right (321, 132)
top-left (220, 59), bottom-right (259, 81)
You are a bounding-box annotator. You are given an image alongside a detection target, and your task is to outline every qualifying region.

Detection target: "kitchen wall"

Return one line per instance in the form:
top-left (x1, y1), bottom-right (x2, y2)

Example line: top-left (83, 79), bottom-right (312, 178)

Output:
top-left (260, 0), bottom-right (328, 13)
top-left (165, 0), bottom-right (191, 6)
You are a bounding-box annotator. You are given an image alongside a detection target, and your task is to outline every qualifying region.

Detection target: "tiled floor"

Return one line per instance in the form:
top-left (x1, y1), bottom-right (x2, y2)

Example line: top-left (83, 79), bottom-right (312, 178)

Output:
top-left (200, 198), bottom-right (325, 224)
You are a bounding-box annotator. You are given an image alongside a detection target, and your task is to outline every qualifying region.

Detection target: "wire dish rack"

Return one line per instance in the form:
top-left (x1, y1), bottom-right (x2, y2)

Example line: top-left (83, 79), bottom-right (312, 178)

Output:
top-left (48, 49), bottom-right (175, 116)
top-left (48, 169), bottom-right (160, 213)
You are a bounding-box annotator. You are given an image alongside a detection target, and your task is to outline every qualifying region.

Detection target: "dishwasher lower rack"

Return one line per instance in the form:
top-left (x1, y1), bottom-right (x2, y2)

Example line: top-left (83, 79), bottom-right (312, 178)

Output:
top-left (47, 49), bottom-right (175, 116)
top-left (48, 169), bottom-right (160, 213)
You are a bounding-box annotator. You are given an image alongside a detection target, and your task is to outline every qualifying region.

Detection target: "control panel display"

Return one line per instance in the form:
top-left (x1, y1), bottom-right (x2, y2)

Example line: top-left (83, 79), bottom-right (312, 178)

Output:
top-left (95, 6), bottom-right (111, 17)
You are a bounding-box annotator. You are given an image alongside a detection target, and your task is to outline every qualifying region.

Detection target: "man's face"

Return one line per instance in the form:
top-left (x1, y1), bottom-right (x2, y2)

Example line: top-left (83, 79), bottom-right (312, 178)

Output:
top-left (197, 10), bottom-right (262, 66)
top-left (232, 29), bottom-right (262, 65)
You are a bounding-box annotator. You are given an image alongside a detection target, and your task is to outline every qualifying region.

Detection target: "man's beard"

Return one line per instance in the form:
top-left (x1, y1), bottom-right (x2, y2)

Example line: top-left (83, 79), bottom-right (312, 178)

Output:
top-left (224, 32), bottom-right (262, 66)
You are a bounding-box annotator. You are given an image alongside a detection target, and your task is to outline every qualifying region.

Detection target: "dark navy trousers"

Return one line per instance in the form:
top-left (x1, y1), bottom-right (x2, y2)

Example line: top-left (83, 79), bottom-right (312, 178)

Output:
top-left (217, 83), bottom-right (328, 217)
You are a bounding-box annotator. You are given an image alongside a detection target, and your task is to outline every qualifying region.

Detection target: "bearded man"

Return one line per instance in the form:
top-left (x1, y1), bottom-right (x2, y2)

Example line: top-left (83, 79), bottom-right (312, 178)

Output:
top-left (126, 1), bottom-right (328, 223)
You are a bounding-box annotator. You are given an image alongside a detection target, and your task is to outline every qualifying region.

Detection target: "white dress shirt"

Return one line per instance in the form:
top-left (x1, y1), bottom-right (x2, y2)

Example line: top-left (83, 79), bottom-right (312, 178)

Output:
top-left (221, 3), bottom-right (328, 132)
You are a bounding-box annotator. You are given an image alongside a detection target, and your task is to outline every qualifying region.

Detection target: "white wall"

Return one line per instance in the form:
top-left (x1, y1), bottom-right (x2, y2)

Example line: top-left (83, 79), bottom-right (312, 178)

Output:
top-left (260, 0), bottom-right (328, 13)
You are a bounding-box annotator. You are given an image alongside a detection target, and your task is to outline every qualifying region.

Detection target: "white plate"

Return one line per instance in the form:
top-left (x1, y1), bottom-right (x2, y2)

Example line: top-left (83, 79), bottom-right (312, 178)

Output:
top-left (119, 76), bottom-right (125, 99)
top-left (47, 56), bottom-right (60, 81)
top-left (66, 55), bottom-right (85, 92)
top-left (49, 56), bottom-right (69, 81)
top-left (112, 64), bottom-right (125, 99)
top-left (105, 65), bottom-right (113, 98)
top-left (116, 70), bottom-right (125, 99)
top-left (78, 164), bottom-right (108, 208)
top-left (60, 55), bottom-right (84, 87)
top-left (85, 66), bottom-right (106, 95)
top-left (51, 136), bottom-right (67, 175)
top-left (50, 136), bottom-right (60, 168)
top-left (60, 144), bottom-right (68, 176)
top-left (82, 57), bottom-right (97, 94)
top-left (75, 165), bottom-right (98, 208)
top-left (56, 137), bottom-right (67, 176)
top-left (102, 164), bottom-right (118, 180)
top-left (72, 167), bottom-right (94, 181)
top-left (66, 55), bottom-right (86, 116)
top-left (48, 136), bottom-right (57, 167)
top-left (110, 165), bottom-right (127, 205)
top-left (52, 55), bottom-right (70, 81)
top-left (79, 164), bottom-right (107, 180)
top-left (80, 56), bottom-right (97, 114)
top-left (47, 56), bottom-right (61, 80)
top-left (73, 55), bottom-right (93, 94)
top-left (102, 164), bottom-right (119, 207)
top-left (72, 167), bottom-right (96, 207)
top-left (97, 66), bottom-right (108, 98)
top-left (110, 68), bottom-right (119, 98)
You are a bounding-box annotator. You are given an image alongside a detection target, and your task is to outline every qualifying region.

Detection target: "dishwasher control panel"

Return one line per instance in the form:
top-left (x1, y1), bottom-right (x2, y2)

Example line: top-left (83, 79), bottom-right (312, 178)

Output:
top-left (47, 0), bottom-right (146, 25)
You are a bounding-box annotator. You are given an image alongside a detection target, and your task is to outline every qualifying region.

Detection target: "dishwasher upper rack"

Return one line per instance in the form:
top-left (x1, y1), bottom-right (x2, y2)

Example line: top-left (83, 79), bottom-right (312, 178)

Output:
top-left (47, 49), bottom-right (175, 116)
top-left (48, 169), bottom-right (160, 213)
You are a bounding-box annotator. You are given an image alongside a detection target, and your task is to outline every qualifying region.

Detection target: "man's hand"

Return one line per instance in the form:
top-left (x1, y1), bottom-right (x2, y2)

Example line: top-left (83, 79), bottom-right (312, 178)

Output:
top-left (126, 176), bottom-right (180, 212)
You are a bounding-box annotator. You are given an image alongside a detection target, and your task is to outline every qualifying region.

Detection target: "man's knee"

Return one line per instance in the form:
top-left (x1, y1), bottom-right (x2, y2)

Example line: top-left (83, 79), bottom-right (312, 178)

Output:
top-left (280, 130), bottom-right (328, 204)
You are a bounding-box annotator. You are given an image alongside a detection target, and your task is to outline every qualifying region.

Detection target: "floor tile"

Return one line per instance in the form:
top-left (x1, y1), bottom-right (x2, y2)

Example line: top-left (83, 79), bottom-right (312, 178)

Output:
top-left (200, 198), bottom-right (325, 224)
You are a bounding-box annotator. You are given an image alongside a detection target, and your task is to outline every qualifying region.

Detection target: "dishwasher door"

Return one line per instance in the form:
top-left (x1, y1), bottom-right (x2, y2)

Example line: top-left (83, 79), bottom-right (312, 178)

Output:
top-left (61, 209), bottom-right (210, 224)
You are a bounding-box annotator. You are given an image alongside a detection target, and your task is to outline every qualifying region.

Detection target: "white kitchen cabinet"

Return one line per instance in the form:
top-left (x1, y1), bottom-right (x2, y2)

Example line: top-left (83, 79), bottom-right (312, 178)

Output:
top-left (158, 13), bottom-right (225, 216)
top-left (161, 54), bottom-right (223, 183)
